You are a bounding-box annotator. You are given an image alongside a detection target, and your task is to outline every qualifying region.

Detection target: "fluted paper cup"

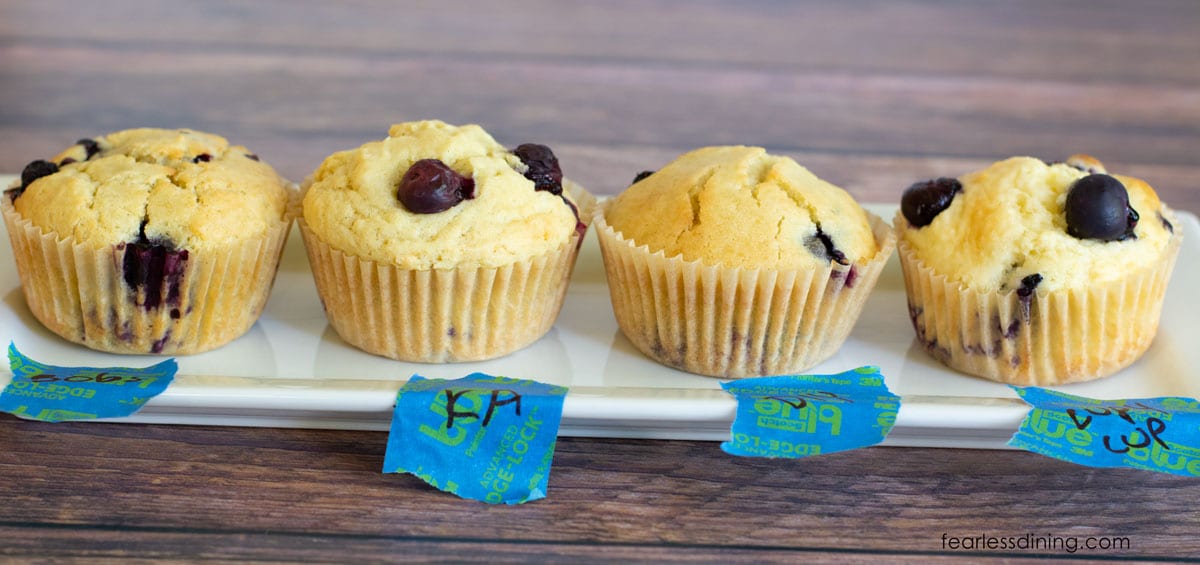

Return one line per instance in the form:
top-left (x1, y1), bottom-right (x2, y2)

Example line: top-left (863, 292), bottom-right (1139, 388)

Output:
top-left (595, 202), bottom-right (896, 379)
top-left (1, 189), bottom-right (295, 355)
top-left (895, 210), bottom-right (1183, 385)
top-left (300, 182), bottom-right (595, 363)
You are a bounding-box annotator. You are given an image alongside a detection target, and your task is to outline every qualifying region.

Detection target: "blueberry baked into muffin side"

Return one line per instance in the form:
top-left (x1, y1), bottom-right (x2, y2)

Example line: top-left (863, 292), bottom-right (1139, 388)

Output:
top-left (299, 120), bottom-right (594, 362)
top-left (1, 128), bottom-right (294, 354)
top-left (896, 155), bottom-right (1182, 385)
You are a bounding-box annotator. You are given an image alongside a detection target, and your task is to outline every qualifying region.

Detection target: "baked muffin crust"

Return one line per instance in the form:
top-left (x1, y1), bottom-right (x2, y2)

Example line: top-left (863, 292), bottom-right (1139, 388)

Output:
top-left (302, 120), bottom-right (577, 269)
top-left (605, 146), bottom-right (878, 270)
top-left (901, 156), bottom-right (1173, 292)
top-left (14, 128), bottom-right (288, 251)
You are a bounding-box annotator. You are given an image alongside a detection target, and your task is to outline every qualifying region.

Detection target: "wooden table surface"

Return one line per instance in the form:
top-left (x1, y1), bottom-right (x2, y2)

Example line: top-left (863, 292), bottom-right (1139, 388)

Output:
top-left (2, 1), bottom-right (1198, 562)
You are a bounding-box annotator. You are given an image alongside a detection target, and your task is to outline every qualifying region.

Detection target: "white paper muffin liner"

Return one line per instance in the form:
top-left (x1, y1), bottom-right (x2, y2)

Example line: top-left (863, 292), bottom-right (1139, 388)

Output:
top-left (299, 182), bottom-right (595, 363)
top-left (595, 203), bottom-right (896, 379)
top-left (895, 211), bottom-right (1183, 385)
top-left (1, 188), bottom-right (296, 355)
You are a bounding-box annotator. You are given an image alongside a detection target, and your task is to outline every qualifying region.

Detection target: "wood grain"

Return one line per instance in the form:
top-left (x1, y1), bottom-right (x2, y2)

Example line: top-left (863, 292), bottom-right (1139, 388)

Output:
top-left (1, 0), bottom-right (1199, 561)
top-left (1, 417), bottom-right (1197, 561)
top-left (0, 527), bottom-right (1051, 565)
top-left (0, 1), bottom-right (1197, 211)
top-left (3, 0), bottom-right (1198, 85)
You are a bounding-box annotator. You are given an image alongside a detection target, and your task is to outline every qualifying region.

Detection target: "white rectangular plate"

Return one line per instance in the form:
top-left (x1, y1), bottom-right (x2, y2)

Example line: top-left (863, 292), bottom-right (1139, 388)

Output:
top-left (2, 174), bottom-right (1196, 449)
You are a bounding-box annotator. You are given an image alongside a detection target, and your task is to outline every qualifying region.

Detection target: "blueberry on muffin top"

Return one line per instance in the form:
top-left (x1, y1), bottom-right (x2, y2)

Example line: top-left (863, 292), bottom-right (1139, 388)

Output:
top-left (302, 120), bottom-right (581, 270)
top-left (900, 155), bottom-right (1176, 292)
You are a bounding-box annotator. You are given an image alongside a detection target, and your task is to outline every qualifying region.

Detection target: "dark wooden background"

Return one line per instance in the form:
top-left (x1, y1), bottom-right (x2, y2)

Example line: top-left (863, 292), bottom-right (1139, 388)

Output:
top-left (2, 0), bottom-right (1198, 211)
top-left (1, 1), bottom-right (1199, 562)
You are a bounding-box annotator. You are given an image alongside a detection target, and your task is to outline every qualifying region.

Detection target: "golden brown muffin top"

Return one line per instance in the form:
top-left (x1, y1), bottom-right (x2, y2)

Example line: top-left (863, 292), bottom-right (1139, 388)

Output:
top-left (303, 120), bottom-right (580, 269)
top-left (12, 128), bottom-right (290, 251)
top-left (900, 155), bottom-right (1176, 292)
top-left (606, 146), bottom-right (879, 269)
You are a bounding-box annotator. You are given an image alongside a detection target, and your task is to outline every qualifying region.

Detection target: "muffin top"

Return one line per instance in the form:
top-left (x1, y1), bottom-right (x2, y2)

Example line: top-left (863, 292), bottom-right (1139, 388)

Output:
top-left (302, 120), bottom-right (579, 269)
top-left (605, 146), bottom-right (879, 270)
top-left (9, 128), bottom-right (290, 251)
top-left (899, 155), bottom-right (1177, 292)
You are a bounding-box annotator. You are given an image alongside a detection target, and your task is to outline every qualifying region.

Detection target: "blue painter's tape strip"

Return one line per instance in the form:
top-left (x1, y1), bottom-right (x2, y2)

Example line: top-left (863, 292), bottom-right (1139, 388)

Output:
top-left (720, 366), bottom-right (900, 458)
top-left (383, 373), bottom-right (568, 505)
top-left (1, 343), bottom-right (177, 422)
top-left (1009, 386), bottom-right (1200, 476)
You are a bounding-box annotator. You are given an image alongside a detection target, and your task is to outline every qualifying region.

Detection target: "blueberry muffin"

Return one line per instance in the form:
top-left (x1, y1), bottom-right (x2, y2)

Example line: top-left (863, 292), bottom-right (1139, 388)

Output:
top-left (300, 120), bottom-right (594, 362)
top-left (897, 155), bottom-right (1182, 385)
top-left (596, 146), bottom-right (895, 378)
top-left (1, 128), bottom-right (294, 354)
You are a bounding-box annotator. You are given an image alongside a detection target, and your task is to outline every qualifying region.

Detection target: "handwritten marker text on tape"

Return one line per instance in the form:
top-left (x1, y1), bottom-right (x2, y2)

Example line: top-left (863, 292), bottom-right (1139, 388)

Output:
top-left (383, 374), bottom-right (568, 504)
top-left (1008, 386), bottom-right (1200, 476)
top-left (1, 343), bottom-right (177, 422)
top-left (720, 366), bottom-right (900, 458)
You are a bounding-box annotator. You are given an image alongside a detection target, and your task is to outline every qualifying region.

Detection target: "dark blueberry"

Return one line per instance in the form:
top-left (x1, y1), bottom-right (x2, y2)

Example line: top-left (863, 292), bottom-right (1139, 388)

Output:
top-left (59, 157), bottom-right (77, 166)
top-left (1015, 273), bottom-right (1042, 322)
top-left (901, 177), bottom-right (961, 228)
top-left (193, 153), bottom-right (213, 163)
top-left (21, 159), bottom-right (59, 189)
top-left (244, 153), bottom-right (260, 161)
top-left (1065, 174), bottom-right (1138, 241)
top-left (122, 221), bottom-right (189, 310)
top-left (513, 143), bottom-right (587, 232)
top-left (1016, 273), bottom-right (1042, 299)
top-left (76, 138), bottom-right (100, 160)
top-left (151, 332), bottom-right (171, 354)
top-left (14, 159), bottom-right (60, 200)
top-left (5, 188), bottom-right (20, 204)
top-left (1158, 211), bottom-right (1174, 234)
top-left (513, 143), bottom-right (563, 195)
top-left (396, 159), bottom-right (475, 214)
top-left (804, 227), bottom-right (849, 266)
top-left (632, 170), bottom-right (655, 184)
top-left (122, 242), bottom-right (189, 309)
